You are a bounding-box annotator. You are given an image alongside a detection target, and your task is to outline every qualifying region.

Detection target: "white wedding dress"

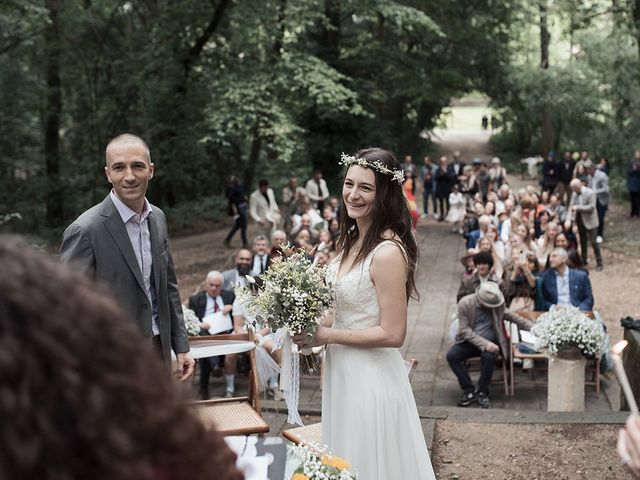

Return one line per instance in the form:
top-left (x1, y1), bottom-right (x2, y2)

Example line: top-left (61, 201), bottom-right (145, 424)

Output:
top-left (323, 241), bottom-right (436, 480)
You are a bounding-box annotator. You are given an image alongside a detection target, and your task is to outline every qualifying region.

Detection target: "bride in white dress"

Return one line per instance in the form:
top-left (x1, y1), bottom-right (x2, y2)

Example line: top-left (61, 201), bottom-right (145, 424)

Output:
top-left (295, 148), bottom-right (436, 479)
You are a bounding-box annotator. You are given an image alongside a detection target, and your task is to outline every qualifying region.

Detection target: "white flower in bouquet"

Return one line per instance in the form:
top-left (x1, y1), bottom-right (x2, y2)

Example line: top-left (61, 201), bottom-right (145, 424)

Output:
top-left (236, 245), bottom-right (334, 338)
top-left (291, 443), bottom-right (358, 480)
top-left (181, 305), bottom-right (201, 337)
top-left (531, 306), bottom-right (606, 357)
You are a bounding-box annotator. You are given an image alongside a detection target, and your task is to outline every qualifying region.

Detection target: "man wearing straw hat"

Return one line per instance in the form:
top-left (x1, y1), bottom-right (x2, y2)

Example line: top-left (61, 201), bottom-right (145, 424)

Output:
top-left (447, 282), bottom-right (534, 408)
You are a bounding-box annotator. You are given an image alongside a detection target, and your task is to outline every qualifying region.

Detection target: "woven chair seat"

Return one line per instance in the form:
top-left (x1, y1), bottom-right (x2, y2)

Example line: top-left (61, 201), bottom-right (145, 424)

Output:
top-left (282, 422), bottom-right (323, 446)
top-left (191, 398), bottom-right (269, 436)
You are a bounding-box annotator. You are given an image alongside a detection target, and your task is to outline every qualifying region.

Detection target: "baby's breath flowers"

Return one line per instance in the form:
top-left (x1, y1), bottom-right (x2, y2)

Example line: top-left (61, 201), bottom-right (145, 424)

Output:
top-left (237, 244), bottom-right (334, 338)
top-left (339, 152), bottom-right (405, 184)
top-left (291, 443), bottom-right (358, 479)
top-left (531, 306), bottom-right (606, 357)
top-left (182, 305), bottom-right (201, 336)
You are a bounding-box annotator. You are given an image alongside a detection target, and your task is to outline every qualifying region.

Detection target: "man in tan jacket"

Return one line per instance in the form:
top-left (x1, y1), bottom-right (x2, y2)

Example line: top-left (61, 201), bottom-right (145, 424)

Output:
top-left (447, 282), bottom-right (533, 408)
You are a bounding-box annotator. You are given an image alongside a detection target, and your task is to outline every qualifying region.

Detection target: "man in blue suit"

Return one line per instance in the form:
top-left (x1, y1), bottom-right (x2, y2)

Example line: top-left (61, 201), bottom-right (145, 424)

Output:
top-left (540, 248), bottom-right (594, 311)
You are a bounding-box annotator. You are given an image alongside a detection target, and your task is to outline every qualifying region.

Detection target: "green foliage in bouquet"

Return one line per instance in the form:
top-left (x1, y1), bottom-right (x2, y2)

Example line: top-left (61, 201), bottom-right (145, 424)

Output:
top-left (236, 245), bottom-right (334, 338)
top-left (531, 306), bottom-right (606, 358)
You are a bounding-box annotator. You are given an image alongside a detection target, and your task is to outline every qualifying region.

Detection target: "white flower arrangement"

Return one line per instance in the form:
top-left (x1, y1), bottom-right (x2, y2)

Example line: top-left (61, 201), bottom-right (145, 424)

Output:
top-left (236, 245), bottom-right (334, 337)
top-left (291, 443), bottom-right (358, 480)
top-left (339, 152), bottom-right (405, 184)
top-left (531, 306), bottom-right (606, 358)
top-left (182, 305), bottom-right (201, 337)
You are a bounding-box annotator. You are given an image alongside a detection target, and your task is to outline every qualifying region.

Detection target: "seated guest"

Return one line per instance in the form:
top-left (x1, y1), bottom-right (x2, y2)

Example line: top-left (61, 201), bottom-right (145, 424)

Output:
top-left (317, 229), bottom-right (337, 260)
top-left (477, 237), bottom-right (504, 280)
top-left (250, 234), bottom-right (271, 276)
top-left (540, 247), bottom-right (594, 311)
top-left (447, 282), bottom-right (534, 408)
top-left (536, 220), bottom-right (559, 267)
top-left (189, 271), bottom-right (239, 399)
top-left (0, 238), bottom-right (243, 480)
top-left (270, 229), bottom-right (287, 250)
top-left (485, 223), bottom-right (505, 260)
top-left (222, 248), bottom-right (252, 290)
top-left (507, 251), bottom-right (542, 311)
top-left (290, 212), bottom-right (319, 243)
top-left (457, 251), bottom-right (504, 302)
top-left (546, 193), bottom-right (567, 223)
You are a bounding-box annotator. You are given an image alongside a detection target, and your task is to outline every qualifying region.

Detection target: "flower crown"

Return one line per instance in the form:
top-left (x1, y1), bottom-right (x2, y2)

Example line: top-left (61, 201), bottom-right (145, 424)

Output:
top-left (339, 152), bottom-right (405, 184)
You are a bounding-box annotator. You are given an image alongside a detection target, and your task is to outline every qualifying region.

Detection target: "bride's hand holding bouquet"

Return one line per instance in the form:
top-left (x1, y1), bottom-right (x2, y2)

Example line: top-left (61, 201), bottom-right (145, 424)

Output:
top-left (236, 243), bottom-right (334, 425)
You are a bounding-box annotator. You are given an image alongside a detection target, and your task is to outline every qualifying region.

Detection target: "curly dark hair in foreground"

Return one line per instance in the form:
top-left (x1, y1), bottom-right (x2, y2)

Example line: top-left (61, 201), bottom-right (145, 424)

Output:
top-left (0, 237), bottom-right (243, 480)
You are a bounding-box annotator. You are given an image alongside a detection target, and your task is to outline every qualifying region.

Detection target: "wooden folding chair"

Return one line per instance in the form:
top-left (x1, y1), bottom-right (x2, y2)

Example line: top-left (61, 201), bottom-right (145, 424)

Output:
top-left (188, 332), bottom-right (270, 436)
top-left (281, 358), bottom-right (419, 446)
top-left (509, 310), bottom-right (600, 396)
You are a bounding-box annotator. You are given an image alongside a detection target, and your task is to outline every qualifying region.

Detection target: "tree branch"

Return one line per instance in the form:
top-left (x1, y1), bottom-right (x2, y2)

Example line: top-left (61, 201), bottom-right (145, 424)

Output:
top-left (182, 0), bottom-right (231, 77)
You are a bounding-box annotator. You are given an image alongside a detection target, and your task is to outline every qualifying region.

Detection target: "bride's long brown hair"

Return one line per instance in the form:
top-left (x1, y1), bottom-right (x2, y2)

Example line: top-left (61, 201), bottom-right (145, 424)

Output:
top-left (337, 148), bottom-right (419, 301)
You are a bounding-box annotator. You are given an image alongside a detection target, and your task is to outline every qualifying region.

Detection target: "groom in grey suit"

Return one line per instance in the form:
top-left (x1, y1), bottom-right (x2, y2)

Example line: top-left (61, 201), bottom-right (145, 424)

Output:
top-left (60, 133), bottom-right (195, 380)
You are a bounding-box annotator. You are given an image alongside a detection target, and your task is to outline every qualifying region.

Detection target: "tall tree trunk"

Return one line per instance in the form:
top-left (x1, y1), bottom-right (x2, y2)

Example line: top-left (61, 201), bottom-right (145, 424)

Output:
top-left (632, 0), bottom-right (640, 60)
top-left (45, 0), bottom-right (63, 227)
top-left (540, 1), bottom-right (553, 157)
top-left (324, 0), bottom-right (340, 63)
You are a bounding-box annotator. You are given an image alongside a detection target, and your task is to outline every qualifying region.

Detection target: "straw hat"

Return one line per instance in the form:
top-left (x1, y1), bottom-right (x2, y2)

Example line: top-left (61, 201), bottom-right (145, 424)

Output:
top-left (460, 248), bottom-right (478, 268)
top-left (476, 282), bottom-right (505, 309)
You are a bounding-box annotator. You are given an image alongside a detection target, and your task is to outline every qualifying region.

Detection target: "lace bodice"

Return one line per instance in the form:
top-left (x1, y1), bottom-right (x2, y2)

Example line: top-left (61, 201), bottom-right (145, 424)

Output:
top-left (327, 241), bottom-right (396, 330)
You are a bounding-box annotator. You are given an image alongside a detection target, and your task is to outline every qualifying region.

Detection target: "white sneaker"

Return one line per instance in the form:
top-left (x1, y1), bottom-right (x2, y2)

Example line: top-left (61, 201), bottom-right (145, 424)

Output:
top-left (522, 359), bottom-right (534, 370)
top-left (596, 236), bottom-right (603, 244)
top-left (420, 213), bottom-right (428, 219)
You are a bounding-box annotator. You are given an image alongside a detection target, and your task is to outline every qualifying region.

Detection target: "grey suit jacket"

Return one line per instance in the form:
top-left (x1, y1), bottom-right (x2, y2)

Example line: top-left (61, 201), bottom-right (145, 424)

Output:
top-left (568, 186), bottom-right (599, 230)
top-left (589, 169), bottom-right (610, 206)
top-left (59, 195), bottom-right (189, 364)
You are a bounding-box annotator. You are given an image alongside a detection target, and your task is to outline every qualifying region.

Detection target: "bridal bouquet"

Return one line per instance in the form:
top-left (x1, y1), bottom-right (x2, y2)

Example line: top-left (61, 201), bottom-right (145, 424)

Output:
top-left (291, 444), bottom-right (357, 480)
top-left (531, 306), bottom-right (606, 358)
top-left (236, 244), bottom-right (334, 425)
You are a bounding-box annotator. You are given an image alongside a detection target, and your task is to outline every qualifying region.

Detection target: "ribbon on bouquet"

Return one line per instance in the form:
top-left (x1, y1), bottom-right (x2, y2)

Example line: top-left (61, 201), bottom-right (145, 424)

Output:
top-left (272, 328), bottom-right (303, 426)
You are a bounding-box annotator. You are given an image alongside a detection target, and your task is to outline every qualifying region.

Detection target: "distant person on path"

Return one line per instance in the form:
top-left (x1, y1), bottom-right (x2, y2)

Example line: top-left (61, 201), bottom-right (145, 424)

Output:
top-left (481, 114), bottom-right (488, 131)
top-left (249, 179), bottom-right (281, 237)
top-left (60, 133), bottom-right (194, 379)
top-left (448, 150), bottom-right (466, 187)
top-left (567, 178), bottom-right (603, 270)
top-left (402, 155), bottom-right (417, 194)
top-left (281, 175), bottom-right (308, 233)
top-left (587, 160), bottom-right (610, 243)
top-left (628, 150), bottom-right (640, 217)
top-left (490, 114), bottom-right (498, 131)
top-left (223, 175), bottom-right (248, 248)
top-left (420, 156), bottom-right (437, 218)
top-left (436, 155), bottom-right (452, 221)
top-left (0, 239), bottom-right (242, 480)
top-left (557, 151), bottom-right (577, 205)
top-left (542, 151), bottom-right (559, 193)
top-left (447, 282), bottom-right (533, 409)
top-left (489, 157), bottom-right (507, 192)
top-left (305, 169), bottom-right (330, 211)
